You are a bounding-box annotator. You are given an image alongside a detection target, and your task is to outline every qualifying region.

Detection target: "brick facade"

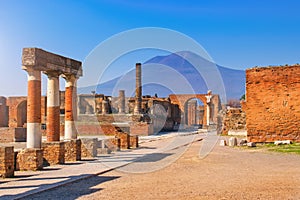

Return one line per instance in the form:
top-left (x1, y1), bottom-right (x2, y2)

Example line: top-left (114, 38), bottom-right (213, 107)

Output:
top-left (245, 65), bottom-right (300, 142)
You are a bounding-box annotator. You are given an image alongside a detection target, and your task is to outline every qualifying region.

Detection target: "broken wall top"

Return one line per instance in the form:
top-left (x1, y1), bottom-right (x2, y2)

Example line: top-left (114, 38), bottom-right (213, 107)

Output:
top-left (22, 48), bottom-right (82, 77)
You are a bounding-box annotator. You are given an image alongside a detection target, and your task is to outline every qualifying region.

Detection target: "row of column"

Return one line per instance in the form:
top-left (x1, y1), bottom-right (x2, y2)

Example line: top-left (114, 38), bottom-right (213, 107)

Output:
top-left (26, 69), bottom-right (78, 149)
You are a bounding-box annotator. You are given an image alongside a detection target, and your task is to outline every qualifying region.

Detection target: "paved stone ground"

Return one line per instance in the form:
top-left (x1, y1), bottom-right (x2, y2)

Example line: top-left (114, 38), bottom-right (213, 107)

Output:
top-left (0, 132), bottom-right (199, 199)
top-left (10, 133), bottom-right (300, 200)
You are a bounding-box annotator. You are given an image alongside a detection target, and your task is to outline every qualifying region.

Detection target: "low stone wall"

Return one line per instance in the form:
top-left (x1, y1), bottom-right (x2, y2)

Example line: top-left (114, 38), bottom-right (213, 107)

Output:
top-left (222, 108), bottom-right (246, 135)
top-left (0, 146), bottom-right (14, 178)
top-left (64, 139), bottom-right (81, 162)
top-left (16, 148), bottom-right (43, 171)
top-left (0, 127), bottom-right (26, 143)
top-left (42, 142), bottom-right (65, 165)
top-left (130, 122), bottom-right (154, 136)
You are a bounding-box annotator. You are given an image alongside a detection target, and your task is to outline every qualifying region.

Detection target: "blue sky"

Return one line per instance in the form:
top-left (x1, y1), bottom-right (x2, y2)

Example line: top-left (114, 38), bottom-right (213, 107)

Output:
top-left (0, 0), bottom-right (300, 96)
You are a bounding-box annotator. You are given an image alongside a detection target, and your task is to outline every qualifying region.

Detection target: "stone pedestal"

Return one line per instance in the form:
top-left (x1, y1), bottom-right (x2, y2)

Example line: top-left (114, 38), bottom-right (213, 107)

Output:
top-left (64, 139), bottom-right (81, 162)
top-left (116, 132), bottom-right (130, 149)
top-left (16, 148), bottom-right (43, 171)
top-left (107, 138), bottom-right (121, 151)
top-left (0, 146), bottom-right (14, 178)
top-left (130, 135), bottom-right (139, 148)
top-left (81, 138), bottom-right (98, 158)
top-left (42, 142), bottom-right (65, 165)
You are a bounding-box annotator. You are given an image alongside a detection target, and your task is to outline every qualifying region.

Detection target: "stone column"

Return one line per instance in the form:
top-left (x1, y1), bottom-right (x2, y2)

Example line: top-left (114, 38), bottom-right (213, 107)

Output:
top-left (118, 90), bottom-right (125, 114)
top-left (46, 72), bottom-right (60, 142)
top-left (64, 75), bottom-right (78, 140)
top-left (26, 69), bottom-right (42, 148)
top-left (205, 90), bottom-right (212, 126)
top-left (102, 99), bottom-right (109, 114)
top-left (134, 63), bottom-right (142, 114)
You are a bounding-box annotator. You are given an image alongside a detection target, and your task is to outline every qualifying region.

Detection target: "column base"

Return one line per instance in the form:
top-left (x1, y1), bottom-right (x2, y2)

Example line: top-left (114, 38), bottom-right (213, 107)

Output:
top-left (16, 148), bottom-right (43, 171)
top-left (0, 146), bottom-right (14, 178)
top-left (64, 139), bottom-right (81, 162)
top-left (115, 132), bottom-right (130, 149)
top-left (42, 141), bottom-right (65, 166)
top-left (80, 138), bottom-right (98, 158)
top-left (130, 135), bottom-right (139, 149)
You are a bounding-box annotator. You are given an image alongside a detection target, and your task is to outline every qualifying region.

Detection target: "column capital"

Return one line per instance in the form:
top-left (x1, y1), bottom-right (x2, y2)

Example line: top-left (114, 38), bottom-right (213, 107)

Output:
top-left (44, 70), bottom-right (60, 78)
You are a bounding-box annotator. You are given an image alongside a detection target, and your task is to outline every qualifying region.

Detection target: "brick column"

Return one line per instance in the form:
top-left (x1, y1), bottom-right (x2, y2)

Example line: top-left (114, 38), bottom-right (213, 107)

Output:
top-left (46, 72), bottom-right (60, 141)
top-left (134, 63), bottom-right (142, 114)
top-left (118, 90), bottom-right (125, 114)
top-left (64, 75), bottom-right (77, 140)
top-left (26, 69), bottom-right (42, 148)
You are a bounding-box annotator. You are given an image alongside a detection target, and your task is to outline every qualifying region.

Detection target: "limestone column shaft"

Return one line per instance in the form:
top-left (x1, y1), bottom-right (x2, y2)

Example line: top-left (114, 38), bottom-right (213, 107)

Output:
top-left (46, 72), bottom-right (60, 142)
top-left (134, 63), bottom-right (142, 114)
top-left (118, 90), bottom-right (125, 114)
top-left (26, 69), bottom-right (42, 148)
top-left (64, 75), bottom-right (78, 140)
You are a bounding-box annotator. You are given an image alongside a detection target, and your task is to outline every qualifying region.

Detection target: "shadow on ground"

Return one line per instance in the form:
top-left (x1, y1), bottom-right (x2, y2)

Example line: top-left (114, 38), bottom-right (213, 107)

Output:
top-left (0, 174), bottom-right (120, 200)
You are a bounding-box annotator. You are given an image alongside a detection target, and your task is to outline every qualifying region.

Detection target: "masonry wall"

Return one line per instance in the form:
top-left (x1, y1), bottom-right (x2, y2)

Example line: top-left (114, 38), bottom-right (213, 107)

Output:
top-left (245, 65), bottom-right (300, 142)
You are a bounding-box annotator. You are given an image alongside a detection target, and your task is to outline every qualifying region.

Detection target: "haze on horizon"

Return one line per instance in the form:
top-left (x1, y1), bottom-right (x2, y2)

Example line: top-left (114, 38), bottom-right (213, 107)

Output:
top-left (0, 0), bottom-right (299, 96)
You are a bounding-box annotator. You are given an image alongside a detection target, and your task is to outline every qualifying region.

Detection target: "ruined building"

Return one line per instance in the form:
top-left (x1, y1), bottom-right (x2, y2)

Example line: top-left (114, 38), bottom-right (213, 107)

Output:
top-left (244, 65), bottom-right (300, 142)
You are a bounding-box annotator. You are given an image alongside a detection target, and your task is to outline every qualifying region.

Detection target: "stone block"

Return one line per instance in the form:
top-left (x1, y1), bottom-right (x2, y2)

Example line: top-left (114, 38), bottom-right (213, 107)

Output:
top-left (247, 142), bottom-right (256, 147)
top-left (228, 137), bottom-right (237, 147)
top-left (239, 139), bottom-right (247, 146)
top-left (81, 138), bottom-right (98, 158)
top-left (16, 148), bottom-right (43, 171)
top-left (274, 140), bottom-right (292, 145)
top-left (64, 139), bottom-right (81, 162)
top-left (106, 138), bottom-right (121, 152)
top-left (0, 146), bottom-right (14, 178)
top-left (219, 140), bottom-right (227, 146)
top-left (42, 142), bottom-right (65, 166)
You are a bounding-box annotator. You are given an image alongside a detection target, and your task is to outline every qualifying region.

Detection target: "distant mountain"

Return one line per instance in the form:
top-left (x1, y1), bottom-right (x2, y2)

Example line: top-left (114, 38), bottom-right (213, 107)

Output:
top-left (78, 51), bottom-right (245, 102)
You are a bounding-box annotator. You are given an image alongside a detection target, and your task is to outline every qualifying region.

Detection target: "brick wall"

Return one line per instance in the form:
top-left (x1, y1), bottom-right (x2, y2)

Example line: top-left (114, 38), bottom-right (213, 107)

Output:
top-left (0, 127), bottom-right (26, 143)
top-left (0, 105), bottom-right (8, 127)
top-left (245, 65), bottom-right (300, 142)
top-left (130, 122), bottom-right (154, 136)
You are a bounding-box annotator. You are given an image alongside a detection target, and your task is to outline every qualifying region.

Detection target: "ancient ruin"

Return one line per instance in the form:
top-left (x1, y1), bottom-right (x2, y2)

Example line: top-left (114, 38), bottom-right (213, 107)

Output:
top-left (0, 47), bottom-right (221, 178)
top-left (244, 65), bottom-right (300, 142)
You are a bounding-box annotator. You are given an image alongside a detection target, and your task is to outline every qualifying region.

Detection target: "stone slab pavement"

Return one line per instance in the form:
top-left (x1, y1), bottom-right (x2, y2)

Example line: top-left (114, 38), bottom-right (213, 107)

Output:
top-left (0, 131), bottom-right (207, 200)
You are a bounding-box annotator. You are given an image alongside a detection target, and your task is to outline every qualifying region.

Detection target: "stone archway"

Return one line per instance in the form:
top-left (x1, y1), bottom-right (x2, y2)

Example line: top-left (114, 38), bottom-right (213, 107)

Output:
top-left (169, 93), bottom-right (221, 128)
top-left (17, 100), bottom-right (27, 127)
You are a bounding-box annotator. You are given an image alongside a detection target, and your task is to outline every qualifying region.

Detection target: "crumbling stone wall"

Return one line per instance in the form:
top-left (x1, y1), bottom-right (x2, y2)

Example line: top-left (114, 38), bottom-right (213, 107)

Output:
top-left (245, 65), bottom-right (300, 142)
top-left (222, 108), bottom-right (246, 135)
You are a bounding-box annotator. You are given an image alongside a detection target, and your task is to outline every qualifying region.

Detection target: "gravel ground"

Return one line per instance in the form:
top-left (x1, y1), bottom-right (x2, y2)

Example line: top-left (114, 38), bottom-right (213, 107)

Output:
top-left (22, 137), bottom-right (300, 200)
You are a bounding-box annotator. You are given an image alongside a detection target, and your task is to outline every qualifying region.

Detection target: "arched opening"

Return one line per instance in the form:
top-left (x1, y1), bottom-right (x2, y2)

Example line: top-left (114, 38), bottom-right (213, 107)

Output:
top-left (17, 100), bottom-right (27, 127)
top-left (184, 98), bottom-right (205, 128)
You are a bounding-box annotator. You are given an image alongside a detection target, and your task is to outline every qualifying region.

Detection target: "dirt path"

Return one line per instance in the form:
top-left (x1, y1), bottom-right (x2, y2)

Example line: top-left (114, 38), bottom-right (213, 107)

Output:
top-left (24, 137), bottom-right (300, 200)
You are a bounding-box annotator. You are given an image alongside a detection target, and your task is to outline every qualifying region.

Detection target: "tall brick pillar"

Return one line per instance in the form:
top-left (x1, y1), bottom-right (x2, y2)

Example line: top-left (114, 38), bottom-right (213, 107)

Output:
top-left (64, 75), bottom-right (78, 140)
top-left (118, 90), bottom-right (125, 114)
top-left (26, 69), bottom-right (42, 148)
top-left (134, 63), bottom-right (142, 114)
top-left (46, 72), bottom-right (60, 141)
